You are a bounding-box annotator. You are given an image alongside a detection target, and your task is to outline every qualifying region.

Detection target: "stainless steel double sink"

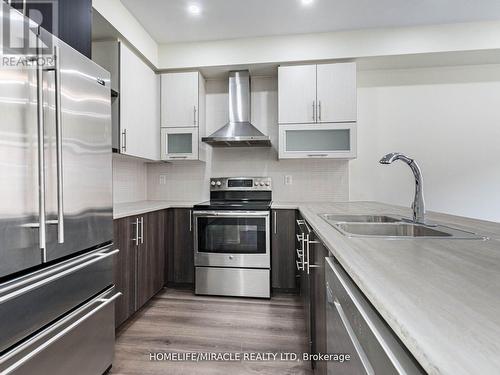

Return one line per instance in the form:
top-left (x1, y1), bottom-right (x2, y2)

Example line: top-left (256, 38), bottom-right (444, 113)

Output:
top-left (319, 214), bottom-right (486, 239)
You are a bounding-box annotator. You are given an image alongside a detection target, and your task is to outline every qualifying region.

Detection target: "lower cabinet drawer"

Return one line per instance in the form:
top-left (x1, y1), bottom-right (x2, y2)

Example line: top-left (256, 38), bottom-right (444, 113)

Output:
top-left (195, 267), bottom-right (270, 298)
top-left (0, 288), bottom-right (120, 375)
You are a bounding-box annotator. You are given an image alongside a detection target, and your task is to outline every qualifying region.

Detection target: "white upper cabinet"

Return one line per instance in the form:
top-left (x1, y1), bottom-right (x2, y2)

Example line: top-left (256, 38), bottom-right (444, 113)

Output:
top-left (317, 62), bottom-right (357, 123)
top-left (120, 43), bottom-right (160, 160)
top-left (278, 65), bottom-right (317, 124)
top-left (161, 72), bottom-right (200, 127)
top-left (278, 62), bottom-right (357, 124)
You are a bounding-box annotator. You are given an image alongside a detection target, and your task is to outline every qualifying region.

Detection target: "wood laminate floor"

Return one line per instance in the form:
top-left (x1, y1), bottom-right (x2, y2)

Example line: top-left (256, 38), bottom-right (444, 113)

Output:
top-left (110, 288), bottom-right (313, 375)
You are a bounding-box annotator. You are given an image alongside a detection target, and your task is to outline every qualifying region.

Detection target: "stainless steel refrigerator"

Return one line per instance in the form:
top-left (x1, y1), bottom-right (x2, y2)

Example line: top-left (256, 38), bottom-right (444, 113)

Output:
top-left (0, 3), bottom-right (118, 374)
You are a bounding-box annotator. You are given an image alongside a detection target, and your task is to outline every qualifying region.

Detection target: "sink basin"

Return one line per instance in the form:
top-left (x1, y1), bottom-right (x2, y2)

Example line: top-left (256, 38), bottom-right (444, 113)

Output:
top-left (335, 223), bottom-right (454, 238)
top-left (319, 214), bottom-right (486, 239)
top-left (320, 214), bottom-right (400, 223)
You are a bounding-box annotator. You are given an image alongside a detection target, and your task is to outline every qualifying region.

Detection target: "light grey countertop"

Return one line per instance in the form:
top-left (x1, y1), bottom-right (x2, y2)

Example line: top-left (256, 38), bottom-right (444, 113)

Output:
top-left (292, 201), bottom-right (500, 375)
top-left (114, 199), bottom-right (500, 373)
top-left (113, 200), bottom-right (196, 219)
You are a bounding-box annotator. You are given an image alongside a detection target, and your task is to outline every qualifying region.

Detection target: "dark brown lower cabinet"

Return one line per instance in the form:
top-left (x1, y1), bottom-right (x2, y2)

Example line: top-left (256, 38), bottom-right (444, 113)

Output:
top-left (113, 210), bottom-right (166, 327)
top-left (271, 209), bottom-right (298, 292)
top-left (113, 216), bottom-right (135, 327)
top-left (166, 208), bottom-right (194, 286)
top-left (137, 210), bottom-right (166, 308)
top-left (297, 214), bottom-right (328, 374)
top-left (311, 239), bottom-right (329, 375)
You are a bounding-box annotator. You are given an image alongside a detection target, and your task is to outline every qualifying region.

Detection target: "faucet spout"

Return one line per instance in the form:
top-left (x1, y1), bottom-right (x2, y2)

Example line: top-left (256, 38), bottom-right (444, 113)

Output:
top-left (379, 152), bottom-right (426, 223)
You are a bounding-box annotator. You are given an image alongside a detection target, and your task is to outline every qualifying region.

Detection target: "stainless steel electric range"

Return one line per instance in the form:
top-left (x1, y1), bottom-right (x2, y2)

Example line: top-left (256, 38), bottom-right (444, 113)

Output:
top-left (193, 177), bottom-right (272, 298)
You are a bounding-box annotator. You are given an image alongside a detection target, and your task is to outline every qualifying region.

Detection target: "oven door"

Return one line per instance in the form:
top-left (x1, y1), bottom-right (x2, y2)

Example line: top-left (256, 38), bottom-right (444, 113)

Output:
top-left (193, 211), bottom-right (270, 268)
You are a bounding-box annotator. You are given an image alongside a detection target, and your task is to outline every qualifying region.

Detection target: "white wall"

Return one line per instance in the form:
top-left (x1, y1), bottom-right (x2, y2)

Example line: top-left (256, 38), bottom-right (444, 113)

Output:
top-left (157, 21), bottom-right (500, 70)
top-left (147, 77), bottom-right (349, 202)
top-left (92, 0), bottom-right (158, 66)
top-left (350, 64), bottom-right (500, 222)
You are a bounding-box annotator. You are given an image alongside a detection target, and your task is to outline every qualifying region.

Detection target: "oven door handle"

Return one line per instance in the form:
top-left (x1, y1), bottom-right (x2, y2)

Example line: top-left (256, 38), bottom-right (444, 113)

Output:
top-left (192, 210), bottom-right (270, 217)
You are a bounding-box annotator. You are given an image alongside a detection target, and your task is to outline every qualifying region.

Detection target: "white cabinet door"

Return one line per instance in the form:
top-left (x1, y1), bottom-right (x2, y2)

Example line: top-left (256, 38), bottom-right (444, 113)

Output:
top-left (317, 62), bottom-right (357, 123)
top-left (278, 65), bottom-right (317, 124)
top-left (279, 123), bottom-right (357, 159)
top-left (161, 127), bottom-right (199, 161)
top-left (161, 72), bottom-right (199, 127)
top-left (120, 43), bottom-right (159, 160)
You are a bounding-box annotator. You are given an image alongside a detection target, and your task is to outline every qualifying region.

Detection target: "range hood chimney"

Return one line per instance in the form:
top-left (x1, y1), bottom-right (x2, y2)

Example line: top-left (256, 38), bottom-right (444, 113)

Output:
top-left (202, 70), bottom-right (271, 147)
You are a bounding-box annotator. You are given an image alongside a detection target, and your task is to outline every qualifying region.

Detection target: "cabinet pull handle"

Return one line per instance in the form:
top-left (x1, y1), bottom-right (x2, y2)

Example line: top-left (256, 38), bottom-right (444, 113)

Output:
top-left (296, 260), bottom-right (304, 271)
top-left (318, 100), bottom-right (322, 121)
top-left (307, 154), bottom-right (328, 158)
top-left (273, 211), bottom-right (277, 234)
top-left (132, 218), bottom-right (139, 246)
top-left (169, 156), bottom-right (188, 159)
top-left (140, 217), bottom-right (144, 244)
top-left (193, 106), bottom-right (197, 125)
top-left (121, 129), bottom-right (127, 152)
top-left (312, 101), bottom-right (316, 122)
top-left (189, 210), bottom-right (192, 232)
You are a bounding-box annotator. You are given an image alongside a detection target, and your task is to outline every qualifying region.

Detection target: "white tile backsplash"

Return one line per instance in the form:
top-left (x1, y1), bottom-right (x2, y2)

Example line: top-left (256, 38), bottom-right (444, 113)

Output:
top-left (113, 154), bottom-right (147, 204)
top-left (146, 76), bottom-right (349, 203)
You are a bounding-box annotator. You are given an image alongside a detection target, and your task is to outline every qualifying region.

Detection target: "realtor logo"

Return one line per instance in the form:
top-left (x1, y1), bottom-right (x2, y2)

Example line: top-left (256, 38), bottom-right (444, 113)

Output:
top-left (1, 0), bottom-right (58, 56)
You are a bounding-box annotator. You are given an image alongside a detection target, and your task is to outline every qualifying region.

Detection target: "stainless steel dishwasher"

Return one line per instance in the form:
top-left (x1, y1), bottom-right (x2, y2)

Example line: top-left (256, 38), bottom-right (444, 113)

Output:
top-left (325, 258), bottom-right (426, 375)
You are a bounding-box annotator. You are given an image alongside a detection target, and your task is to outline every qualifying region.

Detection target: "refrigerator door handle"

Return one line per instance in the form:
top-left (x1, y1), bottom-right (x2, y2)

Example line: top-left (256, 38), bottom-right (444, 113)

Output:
top-left (54, 45), bottom-right (64, 244)
top-left (36, 43), bottom-right (47, 260)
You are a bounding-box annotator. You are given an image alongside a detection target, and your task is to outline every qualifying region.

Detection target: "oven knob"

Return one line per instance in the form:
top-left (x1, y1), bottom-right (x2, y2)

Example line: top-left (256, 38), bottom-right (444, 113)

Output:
top-left (210, 181), bottom-right (216, 186)
top-left (260, 181), bottom-right (265, 186)
top-left (216, 181), bottom-right (222, 186)
top-left (265, 181), bottom-right (270, 186)
top-left (229, 255), bottom-right (234, 260)
top-left (254, 181), bottom-right (259, 186)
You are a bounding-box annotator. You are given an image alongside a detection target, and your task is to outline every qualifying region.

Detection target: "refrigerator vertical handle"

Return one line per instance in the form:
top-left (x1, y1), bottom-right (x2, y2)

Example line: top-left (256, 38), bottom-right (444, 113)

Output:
top-left (36, 49), bottom-right (47, 259)
top-left (54, 45), bottom-right (64, 244)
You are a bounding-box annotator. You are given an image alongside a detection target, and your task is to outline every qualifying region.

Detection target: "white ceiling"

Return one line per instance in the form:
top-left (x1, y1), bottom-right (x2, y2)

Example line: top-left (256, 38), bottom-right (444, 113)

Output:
top-left (120, 0), bottom-right (500, 44)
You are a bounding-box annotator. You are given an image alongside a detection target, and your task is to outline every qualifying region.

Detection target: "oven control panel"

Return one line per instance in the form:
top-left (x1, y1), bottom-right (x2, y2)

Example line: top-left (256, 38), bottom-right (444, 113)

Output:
top-left (210, 177), bottom-right (272, 191)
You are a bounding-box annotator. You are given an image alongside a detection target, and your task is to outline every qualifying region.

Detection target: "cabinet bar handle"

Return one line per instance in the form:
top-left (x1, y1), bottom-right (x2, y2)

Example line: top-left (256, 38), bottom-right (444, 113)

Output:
top-left (273, 211), bottom-right (277, 234)
top-left (307, 154), bottom-right (328, 158)
top-left (121, 129), bottom-right (127, 152)
top-left (193, 106), bottom-right (197, 125)
top-left (318, 100), bottom-right (322, 121)
top-left (189, 210), bottom-right (192, 232)
top-left (140, 217), bottom-right (144, 244)
top-left (132, 218), bottom-right (139, 246)
top-left (312, 101), bottom-right (316, 122)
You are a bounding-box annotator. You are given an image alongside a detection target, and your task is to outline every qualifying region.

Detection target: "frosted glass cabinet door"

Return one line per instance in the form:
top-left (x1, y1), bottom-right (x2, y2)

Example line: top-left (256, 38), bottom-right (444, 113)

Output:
top-left (279, 123), bottom-right (357, 159)
top-left (161, 127), bottom-right (199, 160)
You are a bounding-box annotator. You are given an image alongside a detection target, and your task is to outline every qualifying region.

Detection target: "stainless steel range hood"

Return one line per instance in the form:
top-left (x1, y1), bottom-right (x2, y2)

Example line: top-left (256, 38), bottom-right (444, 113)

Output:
top-left (202, 70), bottom-right (271, 147)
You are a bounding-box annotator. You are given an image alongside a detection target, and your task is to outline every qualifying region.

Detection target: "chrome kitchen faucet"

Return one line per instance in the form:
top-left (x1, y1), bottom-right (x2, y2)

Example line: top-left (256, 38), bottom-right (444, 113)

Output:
top-left (379, 152), bottom-right (426, 223)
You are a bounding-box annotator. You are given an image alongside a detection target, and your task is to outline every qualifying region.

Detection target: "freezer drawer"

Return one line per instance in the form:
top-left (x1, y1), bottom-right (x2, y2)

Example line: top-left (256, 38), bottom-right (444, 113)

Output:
top-left (0, 245), bottom-right (117, 353)
top-left (195, 267), bottom-right (270, 298)
top-left (0, 288), bottom-right (120, 375)
top-left (325, 258), bottom-right (424, 375)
